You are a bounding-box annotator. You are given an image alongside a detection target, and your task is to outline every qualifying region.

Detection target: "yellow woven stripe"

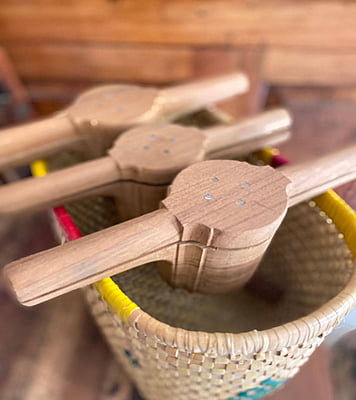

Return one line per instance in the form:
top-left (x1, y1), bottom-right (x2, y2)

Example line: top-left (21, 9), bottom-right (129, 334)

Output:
top-left (314, 190), bottom-right (356, 258)
top-left (94, 279), bottom-right (139, 322)
top-left (31, 159), bottom-right (49, 177)
top-left (254, 148), bottom-right (279, 165)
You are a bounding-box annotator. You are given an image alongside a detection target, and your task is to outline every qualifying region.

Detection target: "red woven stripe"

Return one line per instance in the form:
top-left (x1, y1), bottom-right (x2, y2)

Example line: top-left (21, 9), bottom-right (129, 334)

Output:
top-left (53, 206), bottom-right (83, 241)
top-left (271, 154), bottom-right (289, 168)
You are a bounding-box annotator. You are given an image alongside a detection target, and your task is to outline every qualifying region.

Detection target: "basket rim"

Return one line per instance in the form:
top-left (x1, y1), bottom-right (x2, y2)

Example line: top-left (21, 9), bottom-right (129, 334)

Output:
top-left (34, 148), bottom-right (356, 355)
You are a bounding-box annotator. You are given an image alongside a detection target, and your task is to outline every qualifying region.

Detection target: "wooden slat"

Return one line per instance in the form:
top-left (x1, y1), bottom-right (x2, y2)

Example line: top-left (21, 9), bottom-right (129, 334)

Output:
top-left (5, 46), bottom-right (263, 119)
top-left (6, 44), bottom-right (194, 84)
top-left (269, 87), bottom-right (356, 170)
top-left (263, 49), bottom-right (356, 86)
top-left (1, 1), bottom-right (356, 49)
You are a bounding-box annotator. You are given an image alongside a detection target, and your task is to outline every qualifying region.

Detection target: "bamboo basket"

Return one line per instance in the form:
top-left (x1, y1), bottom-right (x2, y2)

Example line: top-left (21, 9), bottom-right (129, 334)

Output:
top-left (35, 109), bottom-right (356, 400)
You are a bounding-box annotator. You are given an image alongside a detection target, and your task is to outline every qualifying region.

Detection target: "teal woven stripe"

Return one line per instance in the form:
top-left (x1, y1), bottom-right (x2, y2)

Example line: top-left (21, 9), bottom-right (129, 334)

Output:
top-left (227, 378), bottom-right (286, 399)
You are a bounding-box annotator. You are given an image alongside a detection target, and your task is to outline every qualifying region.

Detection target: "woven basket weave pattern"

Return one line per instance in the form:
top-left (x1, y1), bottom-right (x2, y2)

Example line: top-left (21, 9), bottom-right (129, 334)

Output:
top-left (46, 111), bottom-right (356, 400)
top-left (78, 201), bottom-right (354, 400)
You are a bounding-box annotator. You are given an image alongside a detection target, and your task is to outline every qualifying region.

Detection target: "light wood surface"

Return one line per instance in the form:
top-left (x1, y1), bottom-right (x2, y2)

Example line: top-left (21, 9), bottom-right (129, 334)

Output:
top-left (1, 1), bottom-right (355, 50)
top-left (0, 72), bottom-right (248, 170)
top-left (5, 145), bottom-right (355, 306)
top-left (0, 109), bottom-right (290, 216)
top-left (282, 145), bottom-right (356, 206)
top-left (3, 84), bottom-right (356, 400)
top-left (5, 209), bottom-right (180, 306)
top-left (0, 115), bottom-right (80, 171)
top-left (204, 108), bottom-right (291, 159)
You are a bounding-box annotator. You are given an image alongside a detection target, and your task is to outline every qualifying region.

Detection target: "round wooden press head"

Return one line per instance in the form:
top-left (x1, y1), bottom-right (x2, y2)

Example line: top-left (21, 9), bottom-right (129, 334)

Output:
top-left (160, 160), bottom-right (291, 293)
top-left (109, 124), bottom-right (206, 184)
top-left (67, 84), bottom-right (159, 134)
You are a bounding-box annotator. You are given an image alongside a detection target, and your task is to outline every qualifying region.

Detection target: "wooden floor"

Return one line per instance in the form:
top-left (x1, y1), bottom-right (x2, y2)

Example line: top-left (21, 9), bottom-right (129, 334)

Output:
top-left (0, 88), bottom-right (355, 399)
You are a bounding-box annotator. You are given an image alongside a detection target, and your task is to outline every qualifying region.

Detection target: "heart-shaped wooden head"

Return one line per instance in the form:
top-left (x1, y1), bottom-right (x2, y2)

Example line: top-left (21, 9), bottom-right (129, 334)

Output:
top-left (109, 124), bottom-right (206, 184)
top-left (159, 160), bottom-right (291, 293)
top-left (68, 84), bottom-right (159, 134)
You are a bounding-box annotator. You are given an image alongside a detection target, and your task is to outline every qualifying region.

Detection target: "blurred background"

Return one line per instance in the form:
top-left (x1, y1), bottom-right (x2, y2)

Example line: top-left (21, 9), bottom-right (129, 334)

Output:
top-left (0, 1), bottom-right (356, 399)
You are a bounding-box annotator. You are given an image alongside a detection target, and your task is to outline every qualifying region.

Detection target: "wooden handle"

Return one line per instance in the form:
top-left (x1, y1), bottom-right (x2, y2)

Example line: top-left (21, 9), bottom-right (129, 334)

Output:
top-left (3, 159), bottom-right (291, 304)
top-left (281, 144), bottom-right (356, 206)
top-left (159, 72), bottom-right (249, 120)
top-left (4, 209), bottom-right (180, 306)
top-left (0, 115), bottom-right (78, 171)
top-left (0, 157), bottom-right (120, 216)
top-left (204, 108), bottom-right (292, 159)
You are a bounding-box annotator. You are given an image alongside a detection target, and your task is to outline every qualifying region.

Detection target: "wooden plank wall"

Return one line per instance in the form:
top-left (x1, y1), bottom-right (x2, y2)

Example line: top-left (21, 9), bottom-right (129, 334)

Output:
top-left (2, 0), bottom-right (356, 118)
top-left (1, 3), bottom-right (356, 399)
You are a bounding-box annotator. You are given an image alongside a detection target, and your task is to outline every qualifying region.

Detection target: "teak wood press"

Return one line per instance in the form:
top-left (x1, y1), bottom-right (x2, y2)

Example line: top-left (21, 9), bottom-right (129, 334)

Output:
top-left (4, 144), bottom-right (356, 306)
top-left (0, 72), bottom-right (249, 170)
top-left (0, 109), bottom-right (291, 219)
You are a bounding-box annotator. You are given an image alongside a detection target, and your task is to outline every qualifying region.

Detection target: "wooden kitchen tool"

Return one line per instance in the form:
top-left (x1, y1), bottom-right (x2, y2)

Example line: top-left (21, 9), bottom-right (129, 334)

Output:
top-left (4, 144), bottom-right (356, 306)
top-left (0, 72), bottom-right (249, 171)
top-left (0, 109), bottom-right (291, 218)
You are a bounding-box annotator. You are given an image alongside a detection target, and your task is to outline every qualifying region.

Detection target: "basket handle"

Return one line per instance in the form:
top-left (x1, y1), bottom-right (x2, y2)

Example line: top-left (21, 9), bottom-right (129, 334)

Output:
top-left (0, 115), bottom-right (77, 171)
top-left (204, 108), bottom-right (291, 159)
top-left (281, 144), bottom-right (356, 206)
top-left (4, 209), bottom-right (180, 306)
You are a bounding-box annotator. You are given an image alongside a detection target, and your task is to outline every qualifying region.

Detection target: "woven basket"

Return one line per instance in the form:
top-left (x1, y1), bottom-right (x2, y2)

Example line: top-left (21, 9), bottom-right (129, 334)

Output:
top-left (36, 109), bottom-right (356, 400)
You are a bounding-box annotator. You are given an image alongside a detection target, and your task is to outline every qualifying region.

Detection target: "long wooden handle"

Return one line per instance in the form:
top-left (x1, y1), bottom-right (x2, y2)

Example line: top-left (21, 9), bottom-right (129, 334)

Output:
top-left (280, 144), bottom-right (356, 206)
top-left (204, 108), bottom-right (292, 159)
top-left (4, 209), bottom-right (180, 306)
top-left (159, 72), bottom-right (249, 120)
top-left (0, 115), bottom-right (78, 171)
top-left (0, 157), bottom-right (121, 216)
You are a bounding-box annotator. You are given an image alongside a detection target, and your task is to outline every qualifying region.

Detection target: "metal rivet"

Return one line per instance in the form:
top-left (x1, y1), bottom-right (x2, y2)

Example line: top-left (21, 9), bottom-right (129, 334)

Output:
top-left (90, 119), bottom-right (99, 126)
top-left (164, 149), bottom-right (170, 154)
top-left (211, 177), bottom-right (219, 182)
top-left (236, 200), bottom-right (245, 205)
top-left (204, 194), bottom-right (213, 200)
top-left (149, 135), bottom-right (157, 140)
top-left (143, 145), bottom-right (149, 150)
top-left (241, 183), bottom-right (250, 188)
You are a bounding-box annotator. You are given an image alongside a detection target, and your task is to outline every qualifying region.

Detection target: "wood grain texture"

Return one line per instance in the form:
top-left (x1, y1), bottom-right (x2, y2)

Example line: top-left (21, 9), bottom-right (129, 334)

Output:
top-left (263, 49), bottom-right (356, 87)
top-left (4, 160), bottom-right (291, 303)
top-left (282, 144), bottom-right (356, 206)
top-left (1, 1), bottom-right (356, 49)
top-left (0, 209), bottom-right (336, 400)
top-left (5, 209), bottom-right (180, 306)
top-left (3, 84), bottom-right (355, 398)
top-left (0, 73), bottom-right (248, 170)
top-left (5, 43), bottom-right (195, 84)
top-left (4, 45), bottom-right (262, 117)
top-left (5, 141), bottom-right (356, 304)
top-left (0, 109), bottom-right (290, 217)
top-left (0, 115), bottom-right (79, 171)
